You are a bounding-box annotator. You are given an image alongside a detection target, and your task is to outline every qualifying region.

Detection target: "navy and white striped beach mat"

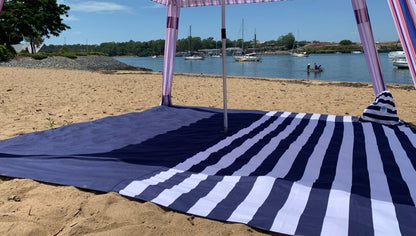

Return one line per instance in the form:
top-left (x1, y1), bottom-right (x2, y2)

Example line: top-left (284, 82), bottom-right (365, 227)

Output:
top-left (0, 106), bottom-right (415, 235)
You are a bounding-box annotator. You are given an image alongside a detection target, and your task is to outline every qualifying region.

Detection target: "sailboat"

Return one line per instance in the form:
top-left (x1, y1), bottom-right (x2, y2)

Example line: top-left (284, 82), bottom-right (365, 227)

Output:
top-left (291, 32), bottom-right (308, 57)
top-left (183, 25), bottom-right (204, 60)
top-left (291, 42), bottom-right (309, 57)
top-left (233, 20), bottom-right (261, 62)
top-left (291, 50), bottom-right (309, 57)
top-left (212, 40), bottom-right (221, 58)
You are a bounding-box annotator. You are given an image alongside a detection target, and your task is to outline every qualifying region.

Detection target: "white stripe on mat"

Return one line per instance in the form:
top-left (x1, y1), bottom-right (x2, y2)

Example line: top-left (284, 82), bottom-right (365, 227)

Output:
top-left (151, 113), bottom-right (295, 206)
top-left (201, 112), bottom-right (297, 175)
top-left (321, 116), bottom-right (354, 236)
top-left (384, 126), bottom-right (416, 204)
top-left (267, 114), bottom-right (323, 178)
top-left (383, 126), bottom-right (416, 203)
top-left (398, 125), bottom-right (416, 148)
top-left (187, 175), bottom-right (241, 217)
top-left (119, 111), bottom-right (278, 197)
top-left (270, 115), bottom-right (336, 235)
top-left (152, 173), bottom-right (208, 206)
top-left (227, 176), bottom-right (275, 223)
top-left (234, 113), bottom-right (319, 176)
top-left (362, 123), bottom-right (401, 236)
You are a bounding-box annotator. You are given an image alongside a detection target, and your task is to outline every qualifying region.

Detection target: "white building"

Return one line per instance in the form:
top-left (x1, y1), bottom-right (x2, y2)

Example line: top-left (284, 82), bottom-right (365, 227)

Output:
top-left (11, 42), bottom-right (44, 53)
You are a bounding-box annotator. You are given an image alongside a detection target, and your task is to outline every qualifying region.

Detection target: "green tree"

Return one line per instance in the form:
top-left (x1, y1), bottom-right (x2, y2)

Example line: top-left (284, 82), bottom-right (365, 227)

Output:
top-left (339, 39), bottom-right (352, 46)
top-left (276, 33), bottom-right (295, 50)
top-left (0, 0), bottom-right (70, 53)
top-left (201, 37), bottom-right (216, 50)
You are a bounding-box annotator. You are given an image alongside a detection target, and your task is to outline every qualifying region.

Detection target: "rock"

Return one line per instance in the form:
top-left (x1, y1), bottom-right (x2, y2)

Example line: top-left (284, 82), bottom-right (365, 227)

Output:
top-left (0, 55), bottom-right (148, 71)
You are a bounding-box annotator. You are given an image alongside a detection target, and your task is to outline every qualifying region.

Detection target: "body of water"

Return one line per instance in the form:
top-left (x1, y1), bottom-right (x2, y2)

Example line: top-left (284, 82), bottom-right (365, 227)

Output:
top-left (115, 53), bottom-right (414, 85)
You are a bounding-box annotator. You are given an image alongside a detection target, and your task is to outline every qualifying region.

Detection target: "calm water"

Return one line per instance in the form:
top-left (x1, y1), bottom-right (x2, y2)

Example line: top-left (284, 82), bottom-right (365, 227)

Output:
top-left (115, 53), bottom-right (414, 85)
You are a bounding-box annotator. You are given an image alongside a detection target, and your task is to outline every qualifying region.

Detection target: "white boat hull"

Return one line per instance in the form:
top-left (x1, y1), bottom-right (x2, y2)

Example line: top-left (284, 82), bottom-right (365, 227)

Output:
top-left (184, 55), bottom-right (204, 60)
top-left (392, 58), bottom-right (409, 68)
top-left (234, 53), bottom-right (261, 62)
top-left (388, 51), bottom-right (405, 59)
top-left (291, 52), bottom-right (308, 57)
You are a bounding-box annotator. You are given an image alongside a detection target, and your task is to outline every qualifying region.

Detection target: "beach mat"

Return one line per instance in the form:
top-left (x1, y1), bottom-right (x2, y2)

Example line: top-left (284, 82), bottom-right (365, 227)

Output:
top-left (0, 106), bottom-right (415, 235)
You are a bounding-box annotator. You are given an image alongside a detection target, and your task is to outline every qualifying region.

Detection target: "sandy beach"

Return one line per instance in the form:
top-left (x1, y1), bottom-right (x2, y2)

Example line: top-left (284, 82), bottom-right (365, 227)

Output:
top-left (0, 66), bottom-right (415, 235)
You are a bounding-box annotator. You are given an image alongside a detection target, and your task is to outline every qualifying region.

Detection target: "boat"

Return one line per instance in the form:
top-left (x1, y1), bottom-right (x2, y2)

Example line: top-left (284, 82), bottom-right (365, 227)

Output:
top-left (237, 53), bottom-right (261, 62)
top-left (233, 19), bottom-right (261, 62)
top-left (291, 33), bottom-right (309, 57)
top-left (390, 51), bottom-right (408, 68)
top-left (184, 55), bottom-right (204, 60)
top-left (307, 63), bottom-right (323, 72)
top-left (211, 41), bottom-right (221, 58)
top-left (388, 50), bottom-right (405, 59)
top-left (291, 51), bottom-right (309, 57)
top-left (307, 67), bottom-right (323, 73)
top-left (183, 25), bottom-right (204, 60)
top-left (392, 57), bottom-right (409, 68)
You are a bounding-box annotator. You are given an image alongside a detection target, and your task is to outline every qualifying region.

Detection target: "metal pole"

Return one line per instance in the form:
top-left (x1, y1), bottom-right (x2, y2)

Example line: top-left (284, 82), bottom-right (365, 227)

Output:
top-left (221, 0), bottom-right (228, 132)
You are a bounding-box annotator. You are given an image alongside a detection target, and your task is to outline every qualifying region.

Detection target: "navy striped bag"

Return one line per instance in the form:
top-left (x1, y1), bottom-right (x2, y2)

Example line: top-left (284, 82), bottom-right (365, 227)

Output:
top-left (360, 90), bottom-right (401, 125)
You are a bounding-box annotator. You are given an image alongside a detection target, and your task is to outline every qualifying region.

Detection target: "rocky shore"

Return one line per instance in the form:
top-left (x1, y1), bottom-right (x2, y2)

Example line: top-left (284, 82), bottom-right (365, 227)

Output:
top-left (0, 55), bottom-right (149, 71)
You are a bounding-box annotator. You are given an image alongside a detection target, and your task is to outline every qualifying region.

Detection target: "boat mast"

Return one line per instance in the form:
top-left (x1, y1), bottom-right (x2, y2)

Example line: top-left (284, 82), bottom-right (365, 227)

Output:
top-left (241, 19), bottom-right (244, 53)
top-left (188, 25), bottom-right (192, 53)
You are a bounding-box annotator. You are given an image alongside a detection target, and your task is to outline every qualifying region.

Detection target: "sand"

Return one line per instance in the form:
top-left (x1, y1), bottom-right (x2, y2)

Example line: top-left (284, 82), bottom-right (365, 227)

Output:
top-left (0, 66), bottom-right (415, 235)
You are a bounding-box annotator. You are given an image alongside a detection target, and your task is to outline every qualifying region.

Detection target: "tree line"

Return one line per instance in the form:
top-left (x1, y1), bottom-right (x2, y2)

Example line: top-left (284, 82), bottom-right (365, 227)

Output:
top-left (41, 33), bottom-right (302, 57)
top-left (40, 32), bottom-right (372, 57)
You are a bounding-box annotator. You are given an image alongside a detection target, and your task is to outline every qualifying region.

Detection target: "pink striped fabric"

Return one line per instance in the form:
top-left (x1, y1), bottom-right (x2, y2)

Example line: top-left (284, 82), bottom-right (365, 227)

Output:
top-left (0, 0), bottom-right (4, 12)
top-left (388, 0), bottom-right (416, 89)
top-left (161, 1), bottom-right (181, 105)
top-left (351, 0), bottom-right (386, 95)
top-left (152, 0), bottom-right (286, 7)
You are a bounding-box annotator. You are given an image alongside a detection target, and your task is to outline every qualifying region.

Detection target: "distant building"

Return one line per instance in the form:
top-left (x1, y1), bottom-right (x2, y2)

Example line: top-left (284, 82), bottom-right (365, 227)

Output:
top-left (11, 42), bottom-right (44, 53)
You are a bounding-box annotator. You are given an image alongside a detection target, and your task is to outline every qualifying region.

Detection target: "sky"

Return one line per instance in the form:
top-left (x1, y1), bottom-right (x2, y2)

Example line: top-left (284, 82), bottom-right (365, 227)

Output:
top-left (44, 0), bottom-right (400, 45)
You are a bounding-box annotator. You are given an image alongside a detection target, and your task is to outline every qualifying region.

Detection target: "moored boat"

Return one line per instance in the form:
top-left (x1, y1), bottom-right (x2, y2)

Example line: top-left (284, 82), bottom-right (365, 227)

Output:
top-left (183, 54), bottom-right (204, 60)
top-left (183, 25), bottom-right (204, 60)
top-left (233, 19), bottom-right (261, 63)
top-left (235, 53), bottom-right (261, 62)
top-left (388, 51), bottom-right (405, 59)
top-left (392, 57), bottom-right (408, 68)
top-left (291, 51), bottom-right (309, 57)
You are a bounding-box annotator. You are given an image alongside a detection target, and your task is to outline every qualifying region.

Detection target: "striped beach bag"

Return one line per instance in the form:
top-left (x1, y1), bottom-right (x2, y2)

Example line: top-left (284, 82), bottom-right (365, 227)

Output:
top-left (360, 90), bottom-right (401, 126)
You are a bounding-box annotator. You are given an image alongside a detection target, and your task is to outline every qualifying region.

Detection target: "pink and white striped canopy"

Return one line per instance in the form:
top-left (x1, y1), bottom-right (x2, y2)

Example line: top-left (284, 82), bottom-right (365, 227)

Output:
top-left (388, 0), bottom-right (416, 88)
top-left (151, 0), bottom-right (286, 7)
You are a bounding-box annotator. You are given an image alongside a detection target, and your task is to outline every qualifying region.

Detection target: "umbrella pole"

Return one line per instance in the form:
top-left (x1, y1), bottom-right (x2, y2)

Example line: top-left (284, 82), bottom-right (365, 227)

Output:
top-left (161, 1), bottom-right (180, 106)
top-left (351, 0), bottom-right (386, 95)
top-left (221, 0), bottom-right (228, 132)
